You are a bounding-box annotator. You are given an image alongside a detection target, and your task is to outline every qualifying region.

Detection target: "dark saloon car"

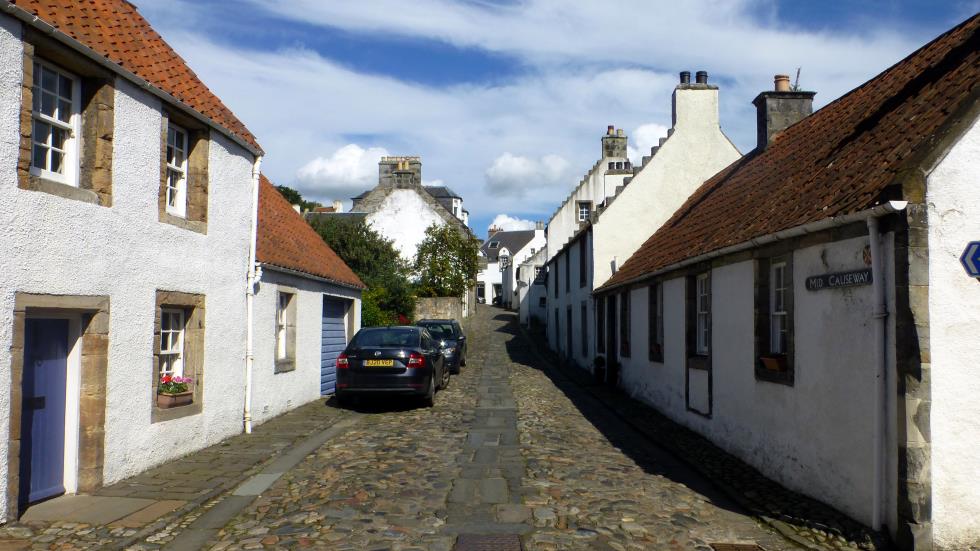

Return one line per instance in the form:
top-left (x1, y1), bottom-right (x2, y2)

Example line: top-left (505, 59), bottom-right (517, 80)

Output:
top-left (336, 326), bottom-right (450, 407)
top-left (416, 319), bottom-right (467, 374)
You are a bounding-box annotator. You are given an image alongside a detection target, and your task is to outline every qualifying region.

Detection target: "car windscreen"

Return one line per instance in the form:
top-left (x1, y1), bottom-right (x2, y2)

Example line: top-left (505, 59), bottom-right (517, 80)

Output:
top-left (351, 329), bottom-right (420, 348)
top-left (418, 323), bottom-right (456, 340)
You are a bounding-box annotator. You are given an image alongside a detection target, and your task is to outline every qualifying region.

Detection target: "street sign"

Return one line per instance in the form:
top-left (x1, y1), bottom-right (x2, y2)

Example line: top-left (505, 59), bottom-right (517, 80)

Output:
top-left (961, 241), bottom-right (980, 278)
top-left (805, 269), bottom-right (873, 291)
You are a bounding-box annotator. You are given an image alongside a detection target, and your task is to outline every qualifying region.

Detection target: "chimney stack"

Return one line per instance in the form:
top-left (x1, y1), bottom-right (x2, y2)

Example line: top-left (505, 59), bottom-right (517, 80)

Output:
top-left (752, 74), bottom-right (815, 150)
top-left (601, 125), bottom-right (628, 158)
top-left (672, 69), bottom-right (720, 130)
top-left (332, 200), bottom-right (343, 213)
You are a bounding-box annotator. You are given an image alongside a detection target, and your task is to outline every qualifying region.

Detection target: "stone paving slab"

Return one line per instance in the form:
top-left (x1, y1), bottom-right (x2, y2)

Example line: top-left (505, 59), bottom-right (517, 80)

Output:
top-left (20, 496), bottom-right (156, 525)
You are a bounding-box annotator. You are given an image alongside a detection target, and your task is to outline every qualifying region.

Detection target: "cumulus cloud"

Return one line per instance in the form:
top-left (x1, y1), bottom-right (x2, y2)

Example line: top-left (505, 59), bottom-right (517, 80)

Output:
top-left (627, 123), bottom-right (671, 164)
top-left (295, 144), bottom-right (388, 202)
top-left (485, 153), bottom-right (570, 198)
top-left (489, 214), bottom-right (538, 232)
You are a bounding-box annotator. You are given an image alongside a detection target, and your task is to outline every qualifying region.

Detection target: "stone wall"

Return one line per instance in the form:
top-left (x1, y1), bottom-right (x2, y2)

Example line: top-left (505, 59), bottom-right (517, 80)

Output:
top-left (416, 296), bottom-right (463, 321)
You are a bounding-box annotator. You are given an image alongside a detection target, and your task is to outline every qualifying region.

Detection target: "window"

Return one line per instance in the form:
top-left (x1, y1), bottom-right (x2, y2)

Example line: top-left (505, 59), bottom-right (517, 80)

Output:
top-left (30, 60), bottom-right (79, 185)
top-left (596, 296), bottom-right (605, 354)
top-left (488, 241), bottom-right (499, 249)
top-left (275, 291), bottom-right (297, 371)
top-left (577, 201), bottom-right (592, 222)
top-left (695, 273), bottom-right (710, 355)
top-left (159, 309), bottom-right (185, 377)
top-left (165, 123), bottom-right (188, 217)
top-left (649, 283), bottom-right (664, 362)
top-left (770, 261), bottom-right (788, 354)
top-left (534, 266), bottom-right (542, 278)
top-left (566, 307), bottom-right (573, 358)
top-left (619, 292), bottom-right (631, 358)
top-left (581, 302), bottom-right (588, 357)
top-left (538, 297), bottom-right (546, 307)
top-left (553, 264), bottom-right (559, 297)
top-left (564, 252), bottom-right (570, 294)
top-left (756, 256), bottom-right (794, 384)
top-left (579, 238), bottom-right (587, 288)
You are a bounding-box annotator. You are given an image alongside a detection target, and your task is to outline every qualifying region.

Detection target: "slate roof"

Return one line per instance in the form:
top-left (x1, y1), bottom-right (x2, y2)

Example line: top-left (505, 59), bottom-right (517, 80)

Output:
top-left (424, 185), bottom-right (462, 199)
top-left (481, 230), bottom-right (537, 262)
top-left (9, 0), bottom-right (261, 153)
top-left (257, 176), bottom-right (364, 289)
top-left (600, 13), bottom-right (979, 292)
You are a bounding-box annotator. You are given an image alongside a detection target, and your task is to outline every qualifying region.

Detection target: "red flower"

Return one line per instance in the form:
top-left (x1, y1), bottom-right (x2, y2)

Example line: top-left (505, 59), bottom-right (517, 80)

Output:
top-left (161, 375), bottom-right (173, 384)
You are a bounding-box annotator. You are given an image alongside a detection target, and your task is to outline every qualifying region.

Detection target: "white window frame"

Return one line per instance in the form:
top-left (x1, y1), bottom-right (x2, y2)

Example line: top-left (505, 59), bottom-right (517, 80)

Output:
top-left (770, 260), bottom-right (788, 354)
top-left (577, 201), bottom-right (591, 222)
top-left (165, 122), bottom-right (189, 217)
top-left (695, 273), bottom-right (710, 355)
top-left (30, 59), bottom-right (80, 186)
top-left (276, 292), bottom-right (293, 361)
top-left (160, 308), bottom-right (185, 377)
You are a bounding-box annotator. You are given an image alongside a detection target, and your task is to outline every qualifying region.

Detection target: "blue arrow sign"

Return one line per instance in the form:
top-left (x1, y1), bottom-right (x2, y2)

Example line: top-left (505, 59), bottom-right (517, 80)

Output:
top-left (961, 241), bottom-right (980, 278)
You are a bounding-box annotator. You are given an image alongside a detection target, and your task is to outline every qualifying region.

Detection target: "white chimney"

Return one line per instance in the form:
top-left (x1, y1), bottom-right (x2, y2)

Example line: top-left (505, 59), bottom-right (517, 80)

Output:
top-left (671, 69), bottom-right (720, 131)
top-left (332, 200), bottom-right (343, 213)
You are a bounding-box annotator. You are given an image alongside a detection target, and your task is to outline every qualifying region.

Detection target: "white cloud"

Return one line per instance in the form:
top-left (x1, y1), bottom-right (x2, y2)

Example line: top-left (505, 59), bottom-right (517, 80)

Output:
top-left (295, 144), bottom-right (388, 202)
top-left (490, 214), bottom-right (538, 232)
top-left (485, 153), bottom-right (570, 198)
top-left (627, 123), bottom-right (671, 165)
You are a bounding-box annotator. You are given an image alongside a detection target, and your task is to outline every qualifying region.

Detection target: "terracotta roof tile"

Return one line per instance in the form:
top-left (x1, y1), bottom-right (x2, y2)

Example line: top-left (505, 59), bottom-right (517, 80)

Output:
top-left (600, 14), bottom-right (979, 292)
top-left (257, 176), bottom-right (365, 289)
top-left (11, 0), bottom-right (261, 152)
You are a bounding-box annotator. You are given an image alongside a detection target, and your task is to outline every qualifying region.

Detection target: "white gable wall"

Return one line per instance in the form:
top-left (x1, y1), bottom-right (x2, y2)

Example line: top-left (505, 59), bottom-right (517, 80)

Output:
top-left (927, 117), bottom-right (980, 549)
top-left (366, 189), bottom-right (446, 263)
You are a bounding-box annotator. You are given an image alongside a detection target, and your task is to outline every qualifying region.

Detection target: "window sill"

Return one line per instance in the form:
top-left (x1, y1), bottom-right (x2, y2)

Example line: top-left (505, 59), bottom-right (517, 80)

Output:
top-left (160, 211), bottom-right (207, 234)
top-left (275, 358), bottom-right (296, 374)
top-left (151, 400), bottom-right (202, 423)
top-left (755, 356), bottom-right (794, 386)
top-left (22, 175), bottom-right (101, 205)
top-left (687, 355), bottom-right (710, 371)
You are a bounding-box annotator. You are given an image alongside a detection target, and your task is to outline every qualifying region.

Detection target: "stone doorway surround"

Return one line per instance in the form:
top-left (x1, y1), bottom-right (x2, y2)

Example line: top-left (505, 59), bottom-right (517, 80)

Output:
top-left (8, 293), bottom-right (109, 518)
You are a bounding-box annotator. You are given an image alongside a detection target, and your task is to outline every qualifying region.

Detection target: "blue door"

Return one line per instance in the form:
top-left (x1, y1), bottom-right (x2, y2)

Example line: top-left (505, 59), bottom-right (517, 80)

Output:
top-left (20, 318), bottom-right (69, 505)
top-left (320, 298), bottom-right (347, 395)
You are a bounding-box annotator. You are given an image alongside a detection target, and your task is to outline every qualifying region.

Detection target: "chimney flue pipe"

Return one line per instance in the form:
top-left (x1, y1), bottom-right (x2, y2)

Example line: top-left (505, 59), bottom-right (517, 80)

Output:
top-left (679, 71), bottom-right (691, 84)
top-left (774, 74), bottom-right (791, 92)
top-left (695, 70), bottom-right (708, 84)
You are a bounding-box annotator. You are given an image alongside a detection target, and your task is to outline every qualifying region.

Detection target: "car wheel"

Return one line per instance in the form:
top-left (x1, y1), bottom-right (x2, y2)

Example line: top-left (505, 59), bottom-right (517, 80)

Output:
top-left (460, 353), bottom-right (467, 367)
top-left (422, 376), bottom-right (435, 408)
top-left (441, 365), bottom-right (451, 389)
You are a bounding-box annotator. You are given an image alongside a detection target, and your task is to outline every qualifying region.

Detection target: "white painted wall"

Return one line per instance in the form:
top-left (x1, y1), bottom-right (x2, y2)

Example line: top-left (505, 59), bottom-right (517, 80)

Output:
top-left (0, 14), bottom-right (258, 521)
top-left (616, 235), bottom-right (895, 528)
top-left (592, 86), bottom-right (740, 288)
top-left (366, 189), bottom-right (446, 263)
top-left (549, 232), bottom-right (594, 367)
top-left (250, 269), bottom-right (360, 425)
top-left (476, 259), bottom-right (502, 303)
top-left (518, 248), bottom-right (547, 326)
top-left (501, 229), bottom-right (545, 309)
top-left (927, 117), bottom-right (980, 549)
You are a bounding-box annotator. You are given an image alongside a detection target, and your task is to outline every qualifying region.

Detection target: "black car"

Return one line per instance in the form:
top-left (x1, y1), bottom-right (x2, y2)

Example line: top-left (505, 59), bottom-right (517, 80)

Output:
top-left (336, 326), bottom-right (450, 407)
top-left (416, 319), bottom-right (467, 374)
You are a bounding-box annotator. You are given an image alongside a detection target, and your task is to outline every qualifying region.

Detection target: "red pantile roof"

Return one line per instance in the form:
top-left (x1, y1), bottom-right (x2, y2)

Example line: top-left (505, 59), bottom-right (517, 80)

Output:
top-left (9, 0), bottom-right (261, 152)
top-left (600, 14), bottom-right (979, 292)
top-left (257, 176), bottom-right (365, 289)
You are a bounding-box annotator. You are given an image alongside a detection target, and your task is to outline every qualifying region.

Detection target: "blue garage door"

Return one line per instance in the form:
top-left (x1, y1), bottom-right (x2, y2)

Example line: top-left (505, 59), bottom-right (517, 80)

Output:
top-left (321, 297), bottom-right (348, 395)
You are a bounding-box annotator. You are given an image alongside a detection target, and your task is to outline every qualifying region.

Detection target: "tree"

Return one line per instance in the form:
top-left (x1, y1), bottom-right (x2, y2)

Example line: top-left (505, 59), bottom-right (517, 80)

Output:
top-left (276, 185), bottom-right (322, 212)
top-left (414, 223), bottom-right (480, 297)
top-left (308, 215), bottom-right (415, 326)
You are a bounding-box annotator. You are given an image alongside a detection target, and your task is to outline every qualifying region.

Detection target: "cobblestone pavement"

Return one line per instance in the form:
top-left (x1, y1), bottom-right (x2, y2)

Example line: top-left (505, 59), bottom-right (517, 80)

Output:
top-left (0, 306), bottom-right (804, 550)
top-left (205, 306), bottom-right (797, 550)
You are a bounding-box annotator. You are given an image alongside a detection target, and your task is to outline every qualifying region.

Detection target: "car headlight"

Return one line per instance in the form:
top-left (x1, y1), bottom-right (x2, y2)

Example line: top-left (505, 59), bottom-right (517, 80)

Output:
top-left (443, 347), bottom-right (456, 355)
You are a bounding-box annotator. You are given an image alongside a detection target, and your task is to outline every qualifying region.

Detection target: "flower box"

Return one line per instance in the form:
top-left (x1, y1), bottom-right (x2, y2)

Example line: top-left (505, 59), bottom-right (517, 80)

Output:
top-left (157, 391), bottom-right (193, 409)
top-left (759, 355), bottom-right (788, 372)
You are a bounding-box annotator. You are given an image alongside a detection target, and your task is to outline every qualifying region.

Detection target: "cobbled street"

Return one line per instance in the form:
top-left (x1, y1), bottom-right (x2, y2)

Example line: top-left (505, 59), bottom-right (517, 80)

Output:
top-left (205, 306), bottom-right (796, 551)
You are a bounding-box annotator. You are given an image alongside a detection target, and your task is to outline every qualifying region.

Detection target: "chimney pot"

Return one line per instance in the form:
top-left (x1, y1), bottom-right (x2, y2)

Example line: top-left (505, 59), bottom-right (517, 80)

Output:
top-left (679, 71), bottom-right (691, 84)
top-left (695, 70), bottom-right (708, 84)
top-left (607, 125), bottom-right (615, 135)
top-left (616, 128), bottom-right (624, 137)
top-left (774, 74), bottom-right (791, 92)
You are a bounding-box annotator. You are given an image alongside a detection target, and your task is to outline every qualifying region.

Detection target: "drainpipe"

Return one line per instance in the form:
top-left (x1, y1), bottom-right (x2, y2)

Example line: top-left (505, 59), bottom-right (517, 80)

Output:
top-left (867, 202), bottom-right (906, 530)
top-left (244, 157), bottom-right (262, 434)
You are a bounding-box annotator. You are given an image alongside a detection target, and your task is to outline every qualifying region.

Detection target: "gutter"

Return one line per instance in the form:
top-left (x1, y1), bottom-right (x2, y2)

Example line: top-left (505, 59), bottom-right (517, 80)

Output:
top-left (595, 201), bottom-right (909, 294)
top-left (258, 263), bottom-right (366, 291)
top-left (244, 157), bottom-right (263, 434)
top-left (1, 3), bottom-right (264, 158)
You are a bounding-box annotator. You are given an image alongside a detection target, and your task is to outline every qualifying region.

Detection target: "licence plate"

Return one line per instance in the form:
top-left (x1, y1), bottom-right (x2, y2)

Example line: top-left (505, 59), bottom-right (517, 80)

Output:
top-left (364, 359), bottom-right (394, 367)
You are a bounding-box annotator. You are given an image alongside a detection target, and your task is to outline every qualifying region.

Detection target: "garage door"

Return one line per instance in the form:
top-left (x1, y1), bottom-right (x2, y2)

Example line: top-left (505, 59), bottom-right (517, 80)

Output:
top-left (321, 297), bottom-right (348, 395)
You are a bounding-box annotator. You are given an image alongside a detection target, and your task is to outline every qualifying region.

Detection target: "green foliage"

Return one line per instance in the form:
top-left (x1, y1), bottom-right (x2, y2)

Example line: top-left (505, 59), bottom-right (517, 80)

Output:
top-left (414, 223), bottom-right (480, 298)
top-left (309, 216), bottom-right (415, 326)
top-left (276, 185), bottom-right (322, 212)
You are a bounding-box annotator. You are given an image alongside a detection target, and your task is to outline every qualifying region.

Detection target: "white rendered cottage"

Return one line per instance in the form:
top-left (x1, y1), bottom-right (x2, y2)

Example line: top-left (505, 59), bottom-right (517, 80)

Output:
top-left (0, 0), bottom-right (261, 520)
top-left (547, 72), bottom-right (741, 367)
top-left (596, 16), bottom-right (980, 550)
top-left (250, 176), bottom-right (363, 426)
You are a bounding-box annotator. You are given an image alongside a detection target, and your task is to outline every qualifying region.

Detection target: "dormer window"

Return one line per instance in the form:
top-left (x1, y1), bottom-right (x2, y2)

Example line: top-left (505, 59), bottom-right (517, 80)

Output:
top-left (577, 201), bottom-right (592, 222)
top-left (488, 241), bottom-right (499, 249)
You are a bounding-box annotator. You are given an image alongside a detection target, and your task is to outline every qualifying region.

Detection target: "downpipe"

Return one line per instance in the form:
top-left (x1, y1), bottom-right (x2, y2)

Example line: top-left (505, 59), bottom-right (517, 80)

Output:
top-left (244, 157), bottom-right (262, 434)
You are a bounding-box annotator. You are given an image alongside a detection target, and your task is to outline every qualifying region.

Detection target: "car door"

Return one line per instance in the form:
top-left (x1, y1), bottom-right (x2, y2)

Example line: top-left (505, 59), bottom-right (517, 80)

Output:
top-left (422, 331), bottom-right (443, 378)
top-left (454, 321), bottom-right (466, 357)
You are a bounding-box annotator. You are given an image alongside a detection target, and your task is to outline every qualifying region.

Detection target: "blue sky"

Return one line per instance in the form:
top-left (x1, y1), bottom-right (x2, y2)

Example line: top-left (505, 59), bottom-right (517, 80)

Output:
top-left (137, 0), bottom-right (978, 235)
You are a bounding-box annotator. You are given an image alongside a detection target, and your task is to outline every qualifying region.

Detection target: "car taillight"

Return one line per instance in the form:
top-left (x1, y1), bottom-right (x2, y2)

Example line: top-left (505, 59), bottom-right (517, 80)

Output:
top-left (337, 353), bottom-right (349, 369)
top-left (407, 352), bottom-right (425, 368)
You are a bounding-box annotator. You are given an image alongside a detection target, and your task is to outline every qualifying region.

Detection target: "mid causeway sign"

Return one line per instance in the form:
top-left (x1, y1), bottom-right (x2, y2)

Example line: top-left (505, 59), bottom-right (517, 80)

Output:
top-left (805, 269), bottom-right (873, 291)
